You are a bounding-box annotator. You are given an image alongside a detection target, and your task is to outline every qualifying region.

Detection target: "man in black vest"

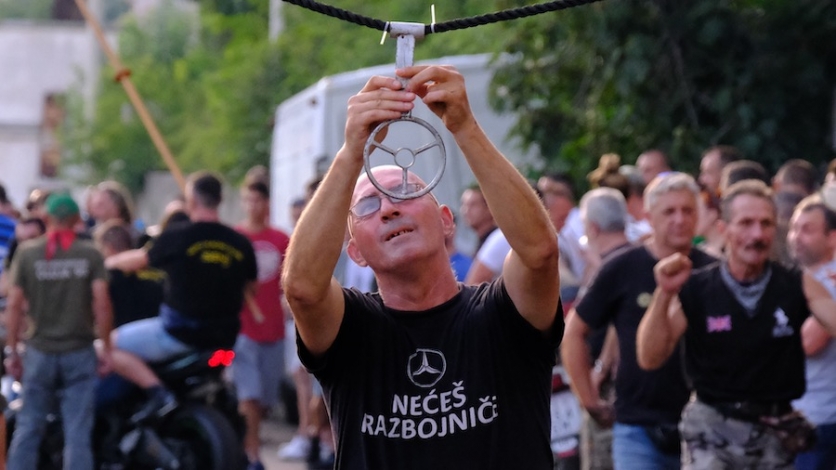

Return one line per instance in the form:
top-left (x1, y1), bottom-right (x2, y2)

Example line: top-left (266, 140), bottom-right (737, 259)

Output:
top-left (637, 179), bottom-right (836, 469)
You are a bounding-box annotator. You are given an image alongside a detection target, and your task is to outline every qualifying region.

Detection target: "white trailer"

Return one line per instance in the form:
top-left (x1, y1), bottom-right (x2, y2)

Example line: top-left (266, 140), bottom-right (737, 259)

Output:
top-left (269, 53), bottom-right (538, 252)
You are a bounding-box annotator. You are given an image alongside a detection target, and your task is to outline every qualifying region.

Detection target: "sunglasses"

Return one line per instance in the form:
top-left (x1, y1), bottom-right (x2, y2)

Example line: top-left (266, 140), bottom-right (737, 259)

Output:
top-left (350, 183), bottom-right (426, 219)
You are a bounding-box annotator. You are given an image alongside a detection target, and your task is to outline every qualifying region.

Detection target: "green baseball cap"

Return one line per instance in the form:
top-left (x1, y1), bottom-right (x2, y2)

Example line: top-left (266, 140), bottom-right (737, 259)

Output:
top-left (45, 193), bottom-right (80, 220)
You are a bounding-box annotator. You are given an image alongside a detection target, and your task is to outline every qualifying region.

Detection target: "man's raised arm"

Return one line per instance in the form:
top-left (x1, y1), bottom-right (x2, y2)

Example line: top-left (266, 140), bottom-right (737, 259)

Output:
top-left (636, 253), bottom-right (690, 370)
top-left (281, 76), bottom-right (415, 356)
top-left (399, 65), bottom-right (559, 332)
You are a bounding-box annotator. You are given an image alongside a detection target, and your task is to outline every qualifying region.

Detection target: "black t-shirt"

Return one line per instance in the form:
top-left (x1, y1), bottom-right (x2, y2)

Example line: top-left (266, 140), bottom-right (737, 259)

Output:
top-left (579, 242), bottom-right (634, 361)
top-left (148, 221), bottom-right (257, 348)
top-left (575, 245), bottom-right (716, 425)
top-left (679, 262), bottom-right (810, 402)
top-left (299, 280), bottom-right (563, 470)
top-left (108, 268), bottom-right (165, 328)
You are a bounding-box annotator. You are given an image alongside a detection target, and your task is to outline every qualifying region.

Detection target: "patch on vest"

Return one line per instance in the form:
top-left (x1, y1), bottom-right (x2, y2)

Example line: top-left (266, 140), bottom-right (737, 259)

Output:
top-left (706, 315), bottom-right (732, 333)
top-left (772, 307), bottom-right (793, 337)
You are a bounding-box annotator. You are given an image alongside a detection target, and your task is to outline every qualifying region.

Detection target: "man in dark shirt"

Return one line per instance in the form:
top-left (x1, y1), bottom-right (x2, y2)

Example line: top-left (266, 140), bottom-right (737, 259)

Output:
top-left (105, 172), bottom-right (257, 421)
top-left (283, 65), bottom-right (562, 470)
top-left (95, 221), bottom-right (164, 327)
top-left (563, 172), bottom-right (715, 469)
top-left (638, 180), bottom-right (836, 468)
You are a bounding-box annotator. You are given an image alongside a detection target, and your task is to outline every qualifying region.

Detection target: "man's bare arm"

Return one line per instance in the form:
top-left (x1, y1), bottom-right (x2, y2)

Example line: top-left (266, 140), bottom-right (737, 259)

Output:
top-left (561, 310), bottom-right (613, 425)
top-left (104, 249), bottom-right (148, 272)
top-left (800, 316), bottom-right (832, 357)
top-left (282, 76), bottom-right (412, 356)
top-left (803, 272), bottom-right (836, 338)
top-left (400, 65), bottom-right (560, 332)
top-left (92, 279), bottom-right (113, 352)
top-left (636, 253), bottom-right (690, 370)
top-left (463, 260), bottom-right (497, 286)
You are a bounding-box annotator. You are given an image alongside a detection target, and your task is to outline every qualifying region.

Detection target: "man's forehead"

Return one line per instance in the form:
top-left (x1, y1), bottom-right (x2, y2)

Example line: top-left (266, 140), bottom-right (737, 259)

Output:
top-left (729, 194), bottom-right (776, 219)
top-left (354, 167), bottom-right (425, 199)
top-left (651, 189), bottom-right (696, 210)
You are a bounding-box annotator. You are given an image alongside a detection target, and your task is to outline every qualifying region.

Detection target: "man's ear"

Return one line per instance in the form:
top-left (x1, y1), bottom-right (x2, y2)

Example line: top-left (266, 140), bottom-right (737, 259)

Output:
top-left (827, 229), bottom-right (836, 252)
top-left (346, 238), bottom-right (368, 267)
top-left (439, 205), bottom-right (455, 238)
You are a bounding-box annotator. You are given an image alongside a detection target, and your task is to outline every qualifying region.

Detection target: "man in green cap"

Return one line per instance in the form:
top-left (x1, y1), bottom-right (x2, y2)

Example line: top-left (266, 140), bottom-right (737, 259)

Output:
top-left (5, 192), bottom-right (114, 470)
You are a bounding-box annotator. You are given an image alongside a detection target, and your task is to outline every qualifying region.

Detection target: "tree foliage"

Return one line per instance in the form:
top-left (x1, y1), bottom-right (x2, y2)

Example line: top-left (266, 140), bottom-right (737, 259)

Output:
top-left (62, 0), bottom-right (511, 191)
top-left (491, 0), bottom-right (836, 188)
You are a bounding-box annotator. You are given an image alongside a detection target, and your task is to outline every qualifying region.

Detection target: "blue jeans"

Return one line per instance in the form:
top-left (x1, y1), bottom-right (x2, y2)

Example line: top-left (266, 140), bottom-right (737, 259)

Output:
top-left (8, 345), bottom-right (97, 470)
top-left (612, 422), bottom-right (681, 470)
top-left (115, 316), bottom-right (191, 362)
top-left (795, 422), bottom-right (836, 470)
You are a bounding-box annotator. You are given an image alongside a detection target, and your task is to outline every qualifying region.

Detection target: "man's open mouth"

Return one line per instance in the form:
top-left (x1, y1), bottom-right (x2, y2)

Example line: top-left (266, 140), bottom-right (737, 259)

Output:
top-left (386, 229), bottom-right (413, 241)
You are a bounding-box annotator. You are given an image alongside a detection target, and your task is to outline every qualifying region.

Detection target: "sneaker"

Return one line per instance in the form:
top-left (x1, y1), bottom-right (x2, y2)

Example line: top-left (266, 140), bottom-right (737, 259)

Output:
top-left (277, 435), bottom-right (312, 461)
top-left (130, 387), bottom-right (178, 424)
top-left (246, 460), bottom-right (265, 470)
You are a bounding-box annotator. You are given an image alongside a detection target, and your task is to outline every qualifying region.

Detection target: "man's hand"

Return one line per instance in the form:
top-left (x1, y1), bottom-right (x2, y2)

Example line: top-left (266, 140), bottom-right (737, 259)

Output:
top-left (97, 347), bottom-right (113, 376)
top-left (342, 76), bottom-right (415, 160)
top-left (397, 66), bottom-right (476, 136)
top-left (585, 400), bottom-right (615, 428)
top-left (654, 253), bottom-right (692, 294)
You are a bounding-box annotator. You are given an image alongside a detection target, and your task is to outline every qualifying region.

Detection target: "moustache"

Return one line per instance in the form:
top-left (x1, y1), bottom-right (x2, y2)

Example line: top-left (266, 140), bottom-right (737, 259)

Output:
top-left (745, 240), bottom-right (769, 251)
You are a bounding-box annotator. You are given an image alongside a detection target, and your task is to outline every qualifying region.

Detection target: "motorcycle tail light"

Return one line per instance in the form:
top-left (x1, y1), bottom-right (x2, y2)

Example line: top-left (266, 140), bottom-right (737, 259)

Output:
top-left (208, 349), bottom-right (235, 368)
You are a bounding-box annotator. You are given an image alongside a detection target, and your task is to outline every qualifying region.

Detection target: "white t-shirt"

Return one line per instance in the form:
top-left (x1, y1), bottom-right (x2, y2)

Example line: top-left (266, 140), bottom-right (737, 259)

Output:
top-left (476, 229), bottom-right (511, 277)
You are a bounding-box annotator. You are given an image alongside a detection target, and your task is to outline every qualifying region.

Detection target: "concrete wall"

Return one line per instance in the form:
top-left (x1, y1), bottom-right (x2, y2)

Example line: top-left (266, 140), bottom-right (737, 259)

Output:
top-left (0, 17), bottom-right (106, 208)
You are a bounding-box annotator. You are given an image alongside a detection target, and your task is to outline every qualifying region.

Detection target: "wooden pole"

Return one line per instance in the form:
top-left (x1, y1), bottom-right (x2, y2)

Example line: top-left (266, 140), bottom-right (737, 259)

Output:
top-left (74, 0), bottom-right (266, 323)
top-left (73, 0), bottom-right (186, 193)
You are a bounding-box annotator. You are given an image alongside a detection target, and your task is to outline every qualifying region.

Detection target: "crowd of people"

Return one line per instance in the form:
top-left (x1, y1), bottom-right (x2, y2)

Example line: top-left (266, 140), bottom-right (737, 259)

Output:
top-left (0, 63), bottom-right (835, 470)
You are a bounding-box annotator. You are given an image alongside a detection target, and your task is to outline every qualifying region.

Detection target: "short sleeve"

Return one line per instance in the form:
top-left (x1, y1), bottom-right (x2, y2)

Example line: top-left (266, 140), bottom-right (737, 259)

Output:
top-left (574, 256), bottom-right (624, 329)
top-left (476, 230), bottom-right (511, 274)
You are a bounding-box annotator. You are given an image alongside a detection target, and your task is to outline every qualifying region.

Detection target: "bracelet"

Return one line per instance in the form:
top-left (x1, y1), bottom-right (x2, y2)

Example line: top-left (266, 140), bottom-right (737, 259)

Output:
top-left (593, 359), bottom-right (604, 373)
top-left (3, 346), bottom-right (17, 356)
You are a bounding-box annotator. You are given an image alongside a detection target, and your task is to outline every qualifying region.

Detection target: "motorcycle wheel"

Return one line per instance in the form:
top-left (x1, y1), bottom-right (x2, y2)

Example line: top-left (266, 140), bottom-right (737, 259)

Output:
top-left (159, 404), bottom-right (244, 470)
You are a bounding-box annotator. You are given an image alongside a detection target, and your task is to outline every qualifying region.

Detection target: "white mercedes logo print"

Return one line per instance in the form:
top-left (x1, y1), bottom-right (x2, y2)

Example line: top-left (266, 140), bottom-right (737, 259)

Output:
top-left (407, 349), bottom-right (446, 388)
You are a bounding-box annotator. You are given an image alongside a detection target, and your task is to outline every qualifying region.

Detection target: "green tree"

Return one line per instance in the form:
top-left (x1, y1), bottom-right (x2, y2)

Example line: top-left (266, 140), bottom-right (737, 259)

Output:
top-left (62, 0), bottom-right (513, 190)
top-left (491, 0), bottom-right (836, 187)
top-left (0, 0), bottom-right (51, 19)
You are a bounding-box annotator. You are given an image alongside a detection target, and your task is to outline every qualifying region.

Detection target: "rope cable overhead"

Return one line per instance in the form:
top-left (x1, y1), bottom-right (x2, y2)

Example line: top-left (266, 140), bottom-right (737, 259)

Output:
top-left (280, 0), bottom-right (604, 35)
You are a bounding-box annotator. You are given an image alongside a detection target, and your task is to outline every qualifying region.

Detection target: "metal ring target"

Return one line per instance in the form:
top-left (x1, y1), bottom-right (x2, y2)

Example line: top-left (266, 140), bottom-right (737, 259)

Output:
top-left (363, 116), bottom-right (446, 200)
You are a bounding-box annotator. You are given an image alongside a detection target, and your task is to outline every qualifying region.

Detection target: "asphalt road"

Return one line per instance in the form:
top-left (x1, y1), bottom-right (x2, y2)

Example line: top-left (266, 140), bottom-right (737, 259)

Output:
top-left (260, 414), bottom-right (313, 470)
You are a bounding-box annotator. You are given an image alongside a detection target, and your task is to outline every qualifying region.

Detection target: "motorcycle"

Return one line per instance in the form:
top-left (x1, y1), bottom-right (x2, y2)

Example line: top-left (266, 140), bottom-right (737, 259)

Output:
top-left (5, 348), bottom-right (246, 470)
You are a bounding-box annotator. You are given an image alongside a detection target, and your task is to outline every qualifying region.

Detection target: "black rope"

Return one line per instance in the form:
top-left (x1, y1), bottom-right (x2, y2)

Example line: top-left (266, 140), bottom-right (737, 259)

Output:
top-left (281, 0), bottom-right (603, 35)
top-left (428, 0), bottom-right (603, 34)
top-left (281, 0), bottom-right (387, 32)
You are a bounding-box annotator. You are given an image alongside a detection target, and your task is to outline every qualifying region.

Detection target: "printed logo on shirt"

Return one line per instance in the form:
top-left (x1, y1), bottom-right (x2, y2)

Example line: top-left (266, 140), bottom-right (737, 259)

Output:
top-left (407, 349), bottom-right (446, 388)
top-left (636, 292), bottom-right (653, 309)
top-left (706, 315), bottom-right (732, 333)
top-left (772, 307), bottom-right (793, 337)
top-left (359, 349), bottom-right (500, 440)
top-left (186, 240), bottom-right (243, 268)
top-left (34, 259), bottom-right (90, 280)
top-left (252, 240), bottom-right (282, 282)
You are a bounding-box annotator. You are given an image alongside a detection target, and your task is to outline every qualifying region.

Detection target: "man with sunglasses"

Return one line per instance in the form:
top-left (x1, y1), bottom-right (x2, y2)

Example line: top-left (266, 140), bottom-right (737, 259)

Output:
top-left (282, 65), bottom-right (563, 470)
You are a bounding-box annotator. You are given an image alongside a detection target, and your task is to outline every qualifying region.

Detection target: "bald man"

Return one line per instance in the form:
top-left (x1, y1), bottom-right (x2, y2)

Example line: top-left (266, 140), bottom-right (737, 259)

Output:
top-left (283, 65), bottom-right (563, 470)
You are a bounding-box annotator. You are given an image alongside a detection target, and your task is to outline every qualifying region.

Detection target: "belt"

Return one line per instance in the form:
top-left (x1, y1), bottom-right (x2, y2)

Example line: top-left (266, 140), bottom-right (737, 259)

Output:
top-left (698, 394), bottom-right (792, 423)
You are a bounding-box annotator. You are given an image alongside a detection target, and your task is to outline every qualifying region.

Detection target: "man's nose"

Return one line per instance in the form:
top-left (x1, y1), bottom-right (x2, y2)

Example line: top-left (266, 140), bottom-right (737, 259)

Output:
top-left (379, 198), bottom-right (401, 219)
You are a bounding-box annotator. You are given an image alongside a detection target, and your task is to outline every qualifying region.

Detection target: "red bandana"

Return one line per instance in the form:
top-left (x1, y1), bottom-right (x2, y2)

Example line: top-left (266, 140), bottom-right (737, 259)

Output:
top-left (45, 229), bottom-right (77, 260)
